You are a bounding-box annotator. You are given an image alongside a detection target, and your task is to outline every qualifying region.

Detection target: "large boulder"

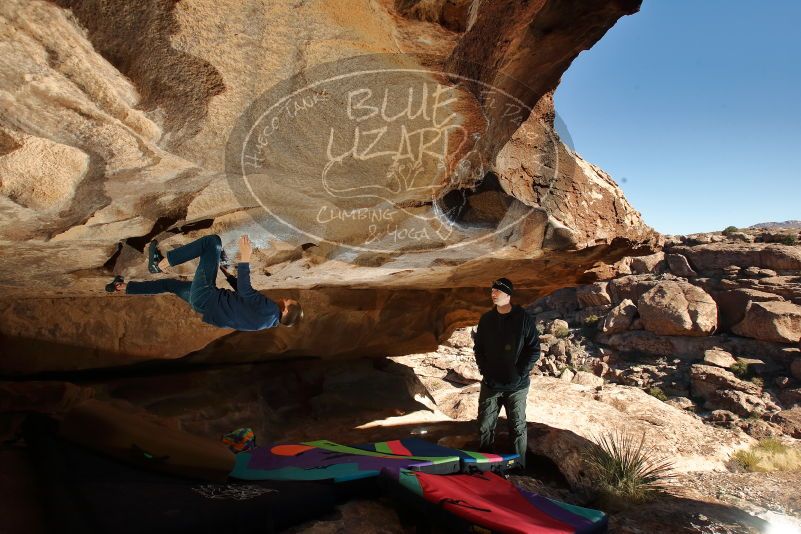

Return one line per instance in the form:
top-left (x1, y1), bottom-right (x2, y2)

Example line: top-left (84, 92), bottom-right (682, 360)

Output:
top-left (637, 281), bottom-right (717, 337)
top-left (702, 349), bottom-right (737, 369)
top-left (709, 389), bottom-right (776, 418)
top-left (571, 371), bottom-right (604, 387)
top-left (607, 275), bottom-right (660, 305)
top-left (666, 253), bottom-right (697, 278)
top-left (536, 288), bottom-right (579, 317)
top-left (712, 288), bottom-right (783, 331)
top-left (690, 364), bottom-right (776, 417)
top-left (576, 282), bottom-right (611, 309)
top-left (629, 251), bottom-right (667, 274)
top-left (690, 364), bottom-right (760, 397)
top-left (732, 300), bottom-right (801, 343)
top-left (774, 408), bottom-right (801, 438)
top-left (601, 299), bottom-right (638, 334)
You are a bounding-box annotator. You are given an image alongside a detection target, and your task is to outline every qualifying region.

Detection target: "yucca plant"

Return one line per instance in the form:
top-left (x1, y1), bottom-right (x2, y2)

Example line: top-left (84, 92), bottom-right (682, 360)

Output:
top-left (584, 430), bottom-right (675, 506)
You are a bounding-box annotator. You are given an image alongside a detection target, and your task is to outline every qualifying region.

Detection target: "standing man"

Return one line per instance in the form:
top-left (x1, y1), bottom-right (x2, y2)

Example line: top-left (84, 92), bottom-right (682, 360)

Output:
top-left (473, 278), bottom-right (539, 466)
top-left (106, 233), bottom-right (303, 330)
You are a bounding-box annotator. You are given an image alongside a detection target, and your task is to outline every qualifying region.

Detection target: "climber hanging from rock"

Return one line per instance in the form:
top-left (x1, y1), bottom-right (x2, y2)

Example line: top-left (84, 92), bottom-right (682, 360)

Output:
top-left (105, 234), bottom-right (303, 330)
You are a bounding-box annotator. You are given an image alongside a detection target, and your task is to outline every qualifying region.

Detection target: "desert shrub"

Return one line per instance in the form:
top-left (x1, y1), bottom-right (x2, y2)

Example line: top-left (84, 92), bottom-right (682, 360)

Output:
top-left (553, 325), bottom-right (570, 339)
top-left (780, 235), bottom-right (798, 246)
top-left (584, 431), bottom-right (675, 505)
top-left (647, 387), bottom-right (668, 402)
top-left (730, 361), bottom-right (749, 378)
top-left (731, 439), bottom-right (801, 472)
top-left (758, 438), bottom-right (788, 455)
top-left (722, 226), bottom-right (739, 235)
top-left (732, 449), bottom-right (761, 471)
top-left (750, 376), bottom-right (764, 388)
top-left (583, 314), bottom-right (601, 327)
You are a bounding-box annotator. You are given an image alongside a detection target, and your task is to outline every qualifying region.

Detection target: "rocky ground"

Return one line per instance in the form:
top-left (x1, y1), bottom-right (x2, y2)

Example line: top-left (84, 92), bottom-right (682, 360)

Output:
top-left (527, 228), bottom-right (801, 442)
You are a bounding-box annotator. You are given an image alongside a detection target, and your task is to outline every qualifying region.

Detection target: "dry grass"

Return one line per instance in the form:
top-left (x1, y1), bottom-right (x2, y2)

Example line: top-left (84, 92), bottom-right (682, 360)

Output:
top-left (732, 439), bottom-right (801, 472)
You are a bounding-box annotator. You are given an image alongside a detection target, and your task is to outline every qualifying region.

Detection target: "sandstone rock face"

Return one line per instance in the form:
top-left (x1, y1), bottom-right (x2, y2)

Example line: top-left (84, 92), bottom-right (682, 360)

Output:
top-left (732, 300), bottom-right (801, 343)
top-left (0, 0), bottom-right (652, 373)
top-left (637, 281), bottom-right (717, 337)
top-left (671, 243), bottom-right (801, 272)
top-left (601, 330), bottom-right (791, 362)
top-left (0, 287), bottom-right (497, 375)
top-left (601, 298), bottom-right (637, 334)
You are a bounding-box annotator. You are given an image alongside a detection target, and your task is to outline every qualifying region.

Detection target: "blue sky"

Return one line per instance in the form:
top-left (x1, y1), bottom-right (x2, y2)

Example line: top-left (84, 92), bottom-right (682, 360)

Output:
top-left (554, 0), bottom-right (800, 235)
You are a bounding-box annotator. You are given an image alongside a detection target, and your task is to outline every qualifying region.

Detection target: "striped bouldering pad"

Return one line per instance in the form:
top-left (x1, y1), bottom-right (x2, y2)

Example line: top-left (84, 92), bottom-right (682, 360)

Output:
top-left (229, 441), bottom-right (456, 482)
top-left (355, 438), bottom-right (519, 473)
top-left (392, 469), bottom-right (607, 534)
top-left (305, 440), bottom-right (460, 475)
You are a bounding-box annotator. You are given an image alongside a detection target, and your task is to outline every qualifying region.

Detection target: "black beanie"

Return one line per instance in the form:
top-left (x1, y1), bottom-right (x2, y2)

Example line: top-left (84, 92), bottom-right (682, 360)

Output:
top-left (491, 278), bottom-right (514, 296)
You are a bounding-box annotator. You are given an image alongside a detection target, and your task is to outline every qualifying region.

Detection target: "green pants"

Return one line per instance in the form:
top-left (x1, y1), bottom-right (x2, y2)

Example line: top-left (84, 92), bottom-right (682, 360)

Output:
top-left (477, 384), bottom-right (529, 466)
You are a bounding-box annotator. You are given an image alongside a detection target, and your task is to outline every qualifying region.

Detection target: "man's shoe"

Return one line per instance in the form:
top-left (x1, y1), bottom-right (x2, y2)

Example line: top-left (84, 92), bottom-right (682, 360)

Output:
top-left (148, 241), bottom-right (165, 273)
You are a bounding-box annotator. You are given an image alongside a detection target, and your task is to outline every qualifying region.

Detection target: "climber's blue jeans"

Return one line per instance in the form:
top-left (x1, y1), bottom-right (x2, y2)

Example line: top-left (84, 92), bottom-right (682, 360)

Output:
top-left (477, 384), bottom-right (529, 467)
top-left (125, 235), bottom-right (221, 313)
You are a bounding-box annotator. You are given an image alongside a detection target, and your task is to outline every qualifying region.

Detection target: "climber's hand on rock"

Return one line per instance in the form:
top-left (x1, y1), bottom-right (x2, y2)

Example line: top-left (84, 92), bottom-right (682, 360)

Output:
top-left (238, 234), bottom-right (253, 263)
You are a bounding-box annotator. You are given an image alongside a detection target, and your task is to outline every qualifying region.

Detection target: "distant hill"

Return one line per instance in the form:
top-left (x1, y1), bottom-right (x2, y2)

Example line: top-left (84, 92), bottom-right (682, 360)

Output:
top-left (748, 220), bottom-right (801, 229)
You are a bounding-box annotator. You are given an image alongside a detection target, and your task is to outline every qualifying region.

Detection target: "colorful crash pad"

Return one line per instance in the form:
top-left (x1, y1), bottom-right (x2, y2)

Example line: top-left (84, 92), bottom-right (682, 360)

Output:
top-left (229, 441), bottom-right (443, 482)
top-left (393, 469), bottom-right (608, 534)
top-left (354, 438), bottom-right (519, 473)
top-left (305, 439), bottom-right (461, 475)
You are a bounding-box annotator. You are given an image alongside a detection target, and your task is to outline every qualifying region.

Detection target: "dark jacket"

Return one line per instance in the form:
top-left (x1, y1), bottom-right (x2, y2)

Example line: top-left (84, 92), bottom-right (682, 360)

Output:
top-left (202, 263), bottom-right (281, 331)
top-left (473, 304), bottom-right (539, 391)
